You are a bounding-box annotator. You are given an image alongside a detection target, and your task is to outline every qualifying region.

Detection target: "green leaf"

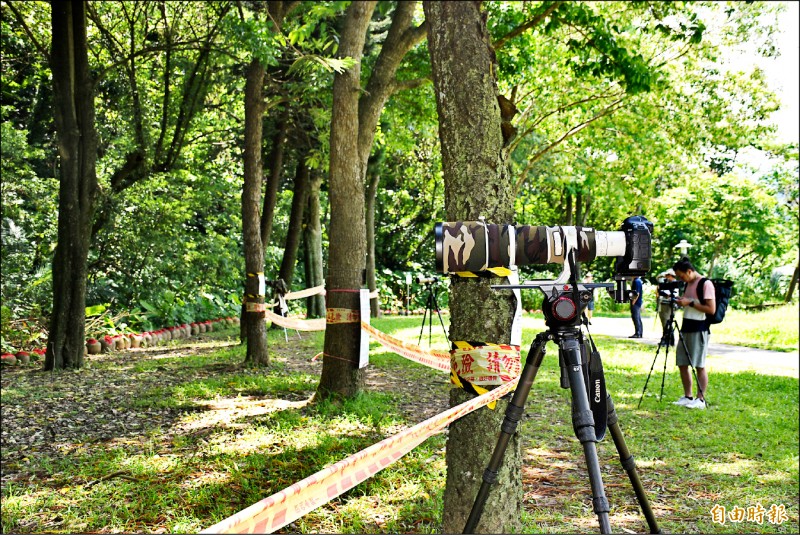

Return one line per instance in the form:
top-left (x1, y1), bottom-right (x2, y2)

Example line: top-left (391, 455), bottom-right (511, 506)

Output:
top-left (85, 304), bottom-right (107, 317)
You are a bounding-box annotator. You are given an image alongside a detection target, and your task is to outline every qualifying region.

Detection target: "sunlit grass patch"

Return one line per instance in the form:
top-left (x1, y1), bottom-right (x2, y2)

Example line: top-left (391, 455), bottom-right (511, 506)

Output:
top-left (712, 304), bottom-right (799, 352)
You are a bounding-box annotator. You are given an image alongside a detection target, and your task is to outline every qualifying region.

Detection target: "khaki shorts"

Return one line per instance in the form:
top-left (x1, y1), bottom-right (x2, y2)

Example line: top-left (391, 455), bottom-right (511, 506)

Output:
top-left (676, 331), bottom-right (708, 368)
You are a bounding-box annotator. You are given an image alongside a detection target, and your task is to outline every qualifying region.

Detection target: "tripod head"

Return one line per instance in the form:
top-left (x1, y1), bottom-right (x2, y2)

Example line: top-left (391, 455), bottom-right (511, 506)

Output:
top-left (494, 280), bottom-right (611, 330)
top-left (490, 240), bottom-right (617, 330)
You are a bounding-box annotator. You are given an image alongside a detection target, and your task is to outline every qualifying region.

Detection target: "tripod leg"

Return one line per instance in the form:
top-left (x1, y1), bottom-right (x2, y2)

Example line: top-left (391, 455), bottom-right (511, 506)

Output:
top-left (433, 293), bottom-right (448, 339)
top-left (561, 335), bottom-right (611, 534)
top-left (637, 343), bottom-right (663, 409)
top-left (463, 332), bottom-right (550, 534)
top-left (606, 394), bottom-right (662, 534)
top-left (658, 341), bottom-right (669, 401)
top-left (658, 313), bottom-right (676, 401)
top-left (417, 297), bottom-right (429, 345)
top-left (429, 293), bottom-right (434, 346)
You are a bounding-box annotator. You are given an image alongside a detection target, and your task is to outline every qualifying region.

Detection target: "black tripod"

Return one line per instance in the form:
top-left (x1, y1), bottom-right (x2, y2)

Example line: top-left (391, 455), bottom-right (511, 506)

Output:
top-left (417, 280), bottom-right (448, 346)
top-left (464, 281), bottom-right (661, 534)
top-left (637, 301), bottom-right (704, 408)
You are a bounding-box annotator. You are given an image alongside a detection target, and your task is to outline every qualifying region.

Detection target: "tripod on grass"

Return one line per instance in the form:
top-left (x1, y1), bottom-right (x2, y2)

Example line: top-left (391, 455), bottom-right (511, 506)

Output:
top-left (417, 278), bottom-right (448, 347)
top-left (465, 266), bottom-right (661, 534)
top-left (637, 300), bottom-right (704, 408)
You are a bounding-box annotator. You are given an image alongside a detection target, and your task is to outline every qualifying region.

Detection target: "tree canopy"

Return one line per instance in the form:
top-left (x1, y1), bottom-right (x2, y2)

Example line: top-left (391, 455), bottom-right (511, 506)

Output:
top-left (1, 0), bottom-right (797, 353)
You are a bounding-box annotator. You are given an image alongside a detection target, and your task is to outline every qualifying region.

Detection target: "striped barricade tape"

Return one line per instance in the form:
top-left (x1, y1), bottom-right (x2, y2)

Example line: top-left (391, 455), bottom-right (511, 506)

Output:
top-left (360, 322), bottom-right (450, 372)
top-left (200, 378), bottom-right (517, 534)
top-left (265, 309), bottom-right (326, 331)
top-left (262, 309), bottom-right (449, 371)
top-left (284, 285), bottom-right (326, 301)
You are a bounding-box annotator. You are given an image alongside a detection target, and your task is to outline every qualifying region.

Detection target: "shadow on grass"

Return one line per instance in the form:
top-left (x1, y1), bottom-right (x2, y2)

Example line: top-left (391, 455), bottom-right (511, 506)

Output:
top-left (2, 324), bottom-right (797, 534)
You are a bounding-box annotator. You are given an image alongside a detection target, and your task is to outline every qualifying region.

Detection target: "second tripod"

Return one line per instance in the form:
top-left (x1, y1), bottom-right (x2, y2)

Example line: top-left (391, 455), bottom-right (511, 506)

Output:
top-left (417, 278), bottom-right (448, 346)
top-left (638, 301), bottom-right (704, 408)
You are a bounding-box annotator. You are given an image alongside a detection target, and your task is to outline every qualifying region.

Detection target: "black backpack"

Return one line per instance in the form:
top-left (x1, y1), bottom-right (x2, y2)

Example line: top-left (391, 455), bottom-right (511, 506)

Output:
top-left (697, 277), bottom-right (734, 324)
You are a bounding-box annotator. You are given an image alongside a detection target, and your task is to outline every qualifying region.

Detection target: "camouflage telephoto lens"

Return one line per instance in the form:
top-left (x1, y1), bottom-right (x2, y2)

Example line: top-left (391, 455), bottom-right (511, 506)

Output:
top-left (434, 221), bottom-right (627, 274)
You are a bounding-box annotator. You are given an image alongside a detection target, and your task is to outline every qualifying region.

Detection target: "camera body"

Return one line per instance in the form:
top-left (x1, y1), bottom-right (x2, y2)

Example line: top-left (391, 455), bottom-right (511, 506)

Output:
top-left (657, 280), bottom-right (683, 307)
top-left (614, 216), bottom-right (654, 277)
top-left (265, 278), bottom-right (289, 294)
top-left (657, 280), bottom-right (683, 295)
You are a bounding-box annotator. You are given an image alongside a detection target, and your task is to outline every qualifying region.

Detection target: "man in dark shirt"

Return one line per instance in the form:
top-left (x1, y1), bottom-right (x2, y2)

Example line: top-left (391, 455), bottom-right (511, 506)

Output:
top-left (629, 276), bottom-right (643, 338)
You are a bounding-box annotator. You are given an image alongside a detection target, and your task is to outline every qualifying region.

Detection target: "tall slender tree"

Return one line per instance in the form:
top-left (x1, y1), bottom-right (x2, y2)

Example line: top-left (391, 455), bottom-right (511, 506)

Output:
top-left (240, 0), bottom-right (300, 362)
top-left (424, 1), bottom-right (521, 532)
top-left (318, 0), bottom-right (427, 398)
top-left (242, 55), bottom-right (270, 365)
top-left (317, 0), bottom-right (377, 399)
top-left (278, 157), bottom-right (311, 288)
top-left (365, 148), bottom-right (385, 317)
top-left (303, 171), bottom-right (325, 318)
top-left (45, 0), bottom-right (99, 370)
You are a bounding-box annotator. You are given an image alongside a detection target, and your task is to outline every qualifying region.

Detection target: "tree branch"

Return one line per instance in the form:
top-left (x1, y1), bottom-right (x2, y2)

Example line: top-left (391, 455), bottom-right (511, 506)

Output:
top-left (509, 90), bottom-right (624, 153)
top-left (493, 1), bottom-right (559, 50)
top-left (5, 1), bottom-right (49, 61)
top-left (514, 97), bottom-right (627, 192)
top-left (390, 76), bottom-right (431, 94)
top-left (399, 19), bottom-right (429, 51)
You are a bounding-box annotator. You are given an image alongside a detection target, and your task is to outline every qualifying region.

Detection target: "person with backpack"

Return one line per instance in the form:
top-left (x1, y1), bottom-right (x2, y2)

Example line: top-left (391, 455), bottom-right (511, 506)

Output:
top-left (671, 257), bottom-right (716, 409)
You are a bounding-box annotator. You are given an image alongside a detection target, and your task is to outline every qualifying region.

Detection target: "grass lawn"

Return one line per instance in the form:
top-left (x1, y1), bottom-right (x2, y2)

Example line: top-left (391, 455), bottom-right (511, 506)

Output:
top-left (1, 310), bottom-right (797, 534)
top-left (709, 304), bottom-right (799, 352)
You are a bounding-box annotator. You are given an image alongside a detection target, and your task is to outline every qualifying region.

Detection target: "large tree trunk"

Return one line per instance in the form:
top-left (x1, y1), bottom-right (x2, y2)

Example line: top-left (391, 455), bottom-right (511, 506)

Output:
top-left (45, 0), bottom-right (99, 371)
top-left (316, 0), bottom-right (426, 394)
top-left (365, 163), bottom-right (381, 318)
top-left (303, 172), bottom-right (325, 318)
top-left (316, 1), bottom-right (376, 400)
top-left (242, 58), bottom-right (269, 366)
top-left (424, 2), bottom-right (522, 533)
top-left (278, 157), bottom-right (311, 288)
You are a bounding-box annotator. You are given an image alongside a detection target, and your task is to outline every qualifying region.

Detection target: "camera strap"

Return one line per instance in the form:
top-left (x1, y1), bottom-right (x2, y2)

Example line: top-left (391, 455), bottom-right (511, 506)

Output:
top-left (583, 325), bottom-right (608, 441)
top-left (565, 248), bottom-right (607, 441)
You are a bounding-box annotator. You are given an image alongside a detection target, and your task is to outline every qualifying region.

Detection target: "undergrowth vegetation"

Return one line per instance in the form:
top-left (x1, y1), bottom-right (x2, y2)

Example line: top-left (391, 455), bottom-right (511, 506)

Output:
top-left (1, 317), bottom-right (797, 534)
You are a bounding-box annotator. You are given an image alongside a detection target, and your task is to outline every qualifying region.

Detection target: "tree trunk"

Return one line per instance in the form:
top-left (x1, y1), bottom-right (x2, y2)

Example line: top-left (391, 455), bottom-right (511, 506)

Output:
top-left (565, 188), bottom-right (574, 225)
top-left (424, 2), bottom-right (522, 533)
top-left (316, 1), bottom-right (376, 400)
top-left (303, 172), bottom-right (325, 318)
top-left (242, 58), bottom-right (269, 366)
top-left (578, 190), bottom-right (591, 226)
top-left (354, 1), bottom-right (427, 319)
top-left (260, 119), bottom-right (287, 252)
top-left (45, 0), bottom-right (99, 371)
top-left (365, 166), bottom-right (381, 318)
top-left (278, 157), bottom-right (311, 288)
top-left (785, 258), bottom-right (799, 303)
